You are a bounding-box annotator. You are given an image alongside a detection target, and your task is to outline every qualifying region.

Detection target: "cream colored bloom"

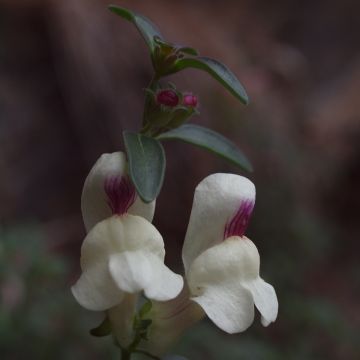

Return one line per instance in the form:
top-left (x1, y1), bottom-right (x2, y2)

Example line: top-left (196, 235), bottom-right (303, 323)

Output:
top-left (183, 173), bottom-right (278, 333)
top-left (73, 156), bottom-right (277, 352)
top-left (81, 152), bottom-right (155, 232)
top-left (71, 152), bottom-right (183, 345)
top-left (144, 174), bottom-right (278, 356)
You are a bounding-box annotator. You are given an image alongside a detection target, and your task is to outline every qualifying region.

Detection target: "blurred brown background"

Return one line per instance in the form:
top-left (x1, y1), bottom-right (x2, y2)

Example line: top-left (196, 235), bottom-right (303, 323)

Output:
top-left (0, 0), bottom-right (359, 359)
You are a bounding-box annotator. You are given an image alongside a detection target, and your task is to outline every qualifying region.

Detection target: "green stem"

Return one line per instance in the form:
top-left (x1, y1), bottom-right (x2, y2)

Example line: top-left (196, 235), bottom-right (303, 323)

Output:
top-left (149, 74), bottom-right (159, 90)
top-left (142, 74), bottom-right (160, 126)
top-left (140, 122), bottom-right (152, 135)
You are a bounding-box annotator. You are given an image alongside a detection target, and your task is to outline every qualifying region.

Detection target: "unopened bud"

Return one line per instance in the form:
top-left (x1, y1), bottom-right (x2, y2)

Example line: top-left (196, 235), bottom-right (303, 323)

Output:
top-left (183, 93), bottom-right (198, 107)
top-left (156, 89), bottom-right (179, 107)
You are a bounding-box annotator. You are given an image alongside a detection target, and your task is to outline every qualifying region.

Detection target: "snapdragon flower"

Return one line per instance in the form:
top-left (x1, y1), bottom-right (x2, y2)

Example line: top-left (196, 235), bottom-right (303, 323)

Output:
top-left (71, 152), bottom-right (183, 345)
top-left (183, 173), bottom-right (278, 332)
top-left (145, 173), bottom-right (278, 355)
top-left (80, 152), bottom-right (155, 232)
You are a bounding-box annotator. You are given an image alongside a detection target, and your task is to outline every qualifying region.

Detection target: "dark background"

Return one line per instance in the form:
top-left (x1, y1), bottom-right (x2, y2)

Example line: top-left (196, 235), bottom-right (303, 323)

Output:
top-left (0, 0), bottom-right (359, 359)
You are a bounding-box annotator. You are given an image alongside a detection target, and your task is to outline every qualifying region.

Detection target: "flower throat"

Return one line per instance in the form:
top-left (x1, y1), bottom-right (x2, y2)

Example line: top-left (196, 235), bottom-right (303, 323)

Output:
top-left (104, 176), bottom-right (136, 215)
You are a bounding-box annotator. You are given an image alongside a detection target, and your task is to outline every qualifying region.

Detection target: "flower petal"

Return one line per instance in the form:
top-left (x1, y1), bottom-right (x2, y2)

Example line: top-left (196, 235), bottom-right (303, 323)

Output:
top-left (80, 215), bottom-right (165, 270)
top-left (182, 173), bottom-right (255, 272)
top-left (191, 282), bottom-right (254, 333)
top-left (72, 215), bottom-right (166, 310)
top-left (109, 250), bottom-right (184, 301)
top-left (242, 278), bottom-right (278, 326)
top-left (187, 237), bottom-right (263, 333)
top-left (71, 262), bottom-right (124, 311)
top-left (81, 152), bottom-right (155, 232)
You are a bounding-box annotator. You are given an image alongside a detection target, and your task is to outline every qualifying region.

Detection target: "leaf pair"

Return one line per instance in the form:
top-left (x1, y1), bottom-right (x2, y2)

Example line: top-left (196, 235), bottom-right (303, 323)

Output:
top-left (124, 126), bottom-right (252, 203)
top-left (109, 5), bottom-right (252, 202)
top-left (108, 5), bottom-right (249, 105)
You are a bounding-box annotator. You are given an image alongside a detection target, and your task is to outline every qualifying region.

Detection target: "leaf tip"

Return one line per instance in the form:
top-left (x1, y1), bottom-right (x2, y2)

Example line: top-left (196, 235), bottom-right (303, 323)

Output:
top-left (241, 92), bottom-right (250, 105)
top-left (108, 5), bottom-right (132, 21)
top-left (139, 193), bottom-right (156, 204)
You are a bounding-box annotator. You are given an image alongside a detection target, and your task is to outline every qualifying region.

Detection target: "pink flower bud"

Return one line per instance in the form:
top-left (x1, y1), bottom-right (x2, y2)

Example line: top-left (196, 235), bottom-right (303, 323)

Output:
top-left (182, 93), bottom-right (198, 107)
top-left (156, 89), bottom-right (179, 107)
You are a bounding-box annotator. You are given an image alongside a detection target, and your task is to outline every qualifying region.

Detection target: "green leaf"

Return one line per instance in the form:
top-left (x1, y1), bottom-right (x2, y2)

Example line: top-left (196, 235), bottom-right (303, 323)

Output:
top-left (177, 46), bottom-right (199, 56)
top-left (158, 124), bottom-right (252, 172)
top-left (174, 56), bottom-right (249, 104)
top-left (90, 317), bottom-right (111, 337)
top-left (123, 131), bottom-right (166, 203)
top-left (108, 5), bottom-right (162, 52)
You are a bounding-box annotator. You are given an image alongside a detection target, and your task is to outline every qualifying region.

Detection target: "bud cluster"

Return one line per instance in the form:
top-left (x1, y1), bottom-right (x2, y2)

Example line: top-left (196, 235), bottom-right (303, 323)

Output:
top-left (142, 85), bottom-right (199, 136)
top-left (156, 89), bottom-right (198, 109)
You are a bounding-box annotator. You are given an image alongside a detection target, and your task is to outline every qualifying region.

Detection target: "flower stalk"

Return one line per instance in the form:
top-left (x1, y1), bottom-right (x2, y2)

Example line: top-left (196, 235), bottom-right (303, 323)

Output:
top-left (71, 5), bottom-right (278, 359)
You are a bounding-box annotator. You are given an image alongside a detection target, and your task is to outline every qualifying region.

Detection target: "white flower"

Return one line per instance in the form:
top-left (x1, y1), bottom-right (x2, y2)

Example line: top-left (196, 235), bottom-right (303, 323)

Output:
top-left (81, 152), bottom-right (155, 232)
top-left (71, 152), bottom-right (183, 345)
top-left (183, 173), bottom-right (278, 333)
top-left (72, 157), bottom-right (277, 352)
top-left (144, 174), bottom-right (278, 355)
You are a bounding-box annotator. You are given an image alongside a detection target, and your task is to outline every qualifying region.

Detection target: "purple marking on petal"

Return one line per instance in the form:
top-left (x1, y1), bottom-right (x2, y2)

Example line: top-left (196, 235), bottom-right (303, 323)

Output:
top-left (104, 175), bottom-right (137, 215)
top-left (224, 199), bottom-right (255, 239)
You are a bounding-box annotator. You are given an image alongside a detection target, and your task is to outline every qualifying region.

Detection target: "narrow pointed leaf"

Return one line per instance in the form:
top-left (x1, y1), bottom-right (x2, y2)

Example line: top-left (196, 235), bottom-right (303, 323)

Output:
top-left (123, 131), bottom-right (166, 203)
top-left (158, 124), bottom-right (252, 172)
top-left (178, 46), bottom-right (199, 56)
top-left (175, 57), bottom-right (249, 104)
top-left (108, 5), bottom-right (163, 52)
top-left (90, 317), bottom-right (111, 337)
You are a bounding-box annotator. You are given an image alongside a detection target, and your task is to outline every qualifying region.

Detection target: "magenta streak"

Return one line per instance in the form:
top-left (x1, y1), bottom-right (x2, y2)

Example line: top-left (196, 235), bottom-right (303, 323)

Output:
top-left (224, 199), bottom-right (255, 239)
top-left (104, 176), bottom-right (136, 215)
